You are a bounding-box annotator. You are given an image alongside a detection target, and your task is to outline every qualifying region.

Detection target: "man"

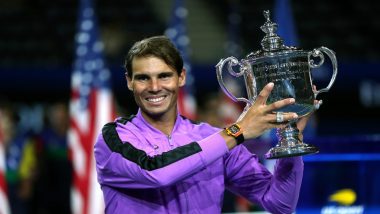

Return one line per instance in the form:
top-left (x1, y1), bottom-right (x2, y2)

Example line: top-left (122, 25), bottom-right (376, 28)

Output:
top-left (95, 35), bottom-right (309, 213)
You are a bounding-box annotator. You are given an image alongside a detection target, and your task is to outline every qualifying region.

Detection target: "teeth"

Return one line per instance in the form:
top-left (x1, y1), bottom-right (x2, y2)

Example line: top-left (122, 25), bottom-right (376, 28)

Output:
top-left (147, 96), bottom-right (165, 103)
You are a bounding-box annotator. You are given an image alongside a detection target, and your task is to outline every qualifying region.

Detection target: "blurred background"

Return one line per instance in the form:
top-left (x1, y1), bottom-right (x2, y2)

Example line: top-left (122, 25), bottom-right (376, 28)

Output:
top-left (0, 0), bottom-right (379, 213)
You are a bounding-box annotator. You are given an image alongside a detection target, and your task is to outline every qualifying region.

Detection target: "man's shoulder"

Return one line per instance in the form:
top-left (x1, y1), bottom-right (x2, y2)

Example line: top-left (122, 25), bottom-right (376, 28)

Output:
top-left (99, 115), bottom-right (141, 148)
top-left (101, 115), bottom-right (136, 128)
top-left (179, 115), bottom-right (200, 125)
top-left (100, 115), bottom-right (138, 138)
top-left (114, 115), bottom-right (136, 125)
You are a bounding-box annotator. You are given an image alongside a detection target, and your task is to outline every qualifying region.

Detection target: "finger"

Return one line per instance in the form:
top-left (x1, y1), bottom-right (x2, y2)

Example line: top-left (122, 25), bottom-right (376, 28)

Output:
top-left (254, 82), bottom-right (274, 106)
top-left (314, 100), bottom-right (323, 110)
top-left (265, 98), bottom-right (295, 113)
top-left (271, 112), bottom-right (298, 123)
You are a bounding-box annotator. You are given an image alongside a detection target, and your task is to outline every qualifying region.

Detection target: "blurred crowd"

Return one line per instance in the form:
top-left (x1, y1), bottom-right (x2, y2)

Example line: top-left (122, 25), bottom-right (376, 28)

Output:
top-left (1, 101), bottom-right (71, 214)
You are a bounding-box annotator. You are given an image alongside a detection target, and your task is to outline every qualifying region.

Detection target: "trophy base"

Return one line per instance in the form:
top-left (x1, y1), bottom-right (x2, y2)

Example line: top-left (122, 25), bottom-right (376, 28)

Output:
top-left (265, 143), bottom-right (319, 159)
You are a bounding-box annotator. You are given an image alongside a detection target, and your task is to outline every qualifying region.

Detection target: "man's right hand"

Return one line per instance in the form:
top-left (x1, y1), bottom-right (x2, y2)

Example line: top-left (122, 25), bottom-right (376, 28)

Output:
top-left (237, 82), bottom-right (298, 140)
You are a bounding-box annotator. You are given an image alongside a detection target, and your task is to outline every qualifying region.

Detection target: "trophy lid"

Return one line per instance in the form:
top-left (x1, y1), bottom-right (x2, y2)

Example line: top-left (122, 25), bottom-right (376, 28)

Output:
top-left (247, 10), bottom-right (299, 58)
top-left (260, 10), bottom-right (284, 51)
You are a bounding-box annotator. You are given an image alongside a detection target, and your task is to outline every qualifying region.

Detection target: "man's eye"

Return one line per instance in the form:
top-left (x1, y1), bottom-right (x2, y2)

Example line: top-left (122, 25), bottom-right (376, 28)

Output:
top-left (160, 73), bottom-right (173, 79)
top-left (135, 76), bottom-right (148, 81)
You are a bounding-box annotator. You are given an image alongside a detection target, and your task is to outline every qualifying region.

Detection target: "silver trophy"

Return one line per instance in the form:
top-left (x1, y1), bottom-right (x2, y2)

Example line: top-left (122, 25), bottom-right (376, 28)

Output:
top-left (216, 10), bottom-right (338, 159)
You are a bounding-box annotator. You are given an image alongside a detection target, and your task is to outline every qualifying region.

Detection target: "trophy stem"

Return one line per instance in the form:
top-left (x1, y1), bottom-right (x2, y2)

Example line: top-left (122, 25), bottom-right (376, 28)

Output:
top-left (265, 121), bottom-right (319, 159)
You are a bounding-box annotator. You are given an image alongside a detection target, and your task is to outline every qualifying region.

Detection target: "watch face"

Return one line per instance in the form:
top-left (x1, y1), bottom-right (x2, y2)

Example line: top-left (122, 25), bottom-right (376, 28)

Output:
top-left (229, 124), bottom-right (240, 134)
top-left (226, 124), bottom-right (244, 144)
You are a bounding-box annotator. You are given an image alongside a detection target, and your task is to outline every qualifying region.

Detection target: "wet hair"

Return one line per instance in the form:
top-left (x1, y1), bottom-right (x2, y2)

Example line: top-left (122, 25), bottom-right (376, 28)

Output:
top-left (124, 35), bottom-right (184, 77)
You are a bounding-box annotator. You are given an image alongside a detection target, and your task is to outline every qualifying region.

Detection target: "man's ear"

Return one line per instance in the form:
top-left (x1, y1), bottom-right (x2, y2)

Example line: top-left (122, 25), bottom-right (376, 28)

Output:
top-left (179, 68), bottom-right (186, 87)
top-left (126, 74), bottom-right (133, 91)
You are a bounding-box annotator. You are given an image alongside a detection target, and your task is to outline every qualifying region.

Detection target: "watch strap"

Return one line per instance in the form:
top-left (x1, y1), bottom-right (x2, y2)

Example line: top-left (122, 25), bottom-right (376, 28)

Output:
top-left (234, 133), bottom-right (245, 145)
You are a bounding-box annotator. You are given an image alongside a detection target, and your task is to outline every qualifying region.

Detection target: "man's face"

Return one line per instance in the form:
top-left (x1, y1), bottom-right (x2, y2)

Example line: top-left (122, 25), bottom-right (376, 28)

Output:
top-left (127, 56), bottom-right (186, 119)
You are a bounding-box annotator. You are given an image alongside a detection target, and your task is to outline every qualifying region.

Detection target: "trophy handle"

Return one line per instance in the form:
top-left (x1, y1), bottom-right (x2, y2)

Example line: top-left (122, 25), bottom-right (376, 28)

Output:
top-left (216, 57), bottom-right (252, 105)
top-left (308, 46), bottom-right (338, 97)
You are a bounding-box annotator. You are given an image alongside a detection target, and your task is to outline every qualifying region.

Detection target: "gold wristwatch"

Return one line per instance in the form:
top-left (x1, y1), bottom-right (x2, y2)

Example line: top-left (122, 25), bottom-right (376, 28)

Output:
top-left (224, 123), bottom-right (245, 145)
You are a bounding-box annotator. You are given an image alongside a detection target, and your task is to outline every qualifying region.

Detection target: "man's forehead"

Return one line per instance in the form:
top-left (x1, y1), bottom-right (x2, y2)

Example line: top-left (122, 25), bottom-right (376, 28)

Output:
top-left (131, 56), bottom-right (176, 76)
top-left (132, 69), bottom-right (176, 77)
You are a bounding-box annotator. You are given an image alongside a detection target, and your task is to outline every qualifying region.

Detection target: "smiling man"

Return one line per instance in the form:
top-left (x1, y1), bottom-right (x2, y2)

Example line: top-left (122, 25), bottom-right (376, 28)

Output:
top-left (127, 55), bottom-right (185, 132)
top-left (94, 36), bottom-right (309, 214)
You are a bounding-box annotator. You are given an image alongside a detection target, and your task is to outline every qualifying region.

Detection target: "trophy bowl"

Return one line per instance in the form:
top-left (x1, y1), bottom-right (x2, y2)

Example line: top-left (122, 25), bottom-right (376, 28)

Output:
top-left (216, 10), bottom-right (338, 159)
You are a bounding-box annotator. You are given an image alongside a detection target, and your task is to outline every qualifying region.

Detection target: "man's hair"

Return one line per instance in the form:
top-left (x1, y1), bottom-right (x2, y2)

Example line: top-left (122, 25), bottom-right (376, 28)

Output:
top-left (124, 35), bottom-right (184, 77)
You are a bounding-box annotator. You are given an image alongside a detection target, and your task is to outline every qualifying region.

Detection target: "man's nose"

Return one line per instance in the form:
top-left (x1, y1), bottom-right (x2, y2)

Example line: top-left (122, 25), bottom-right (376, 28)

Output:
top-left (149, 79), bottom-right (161, 92)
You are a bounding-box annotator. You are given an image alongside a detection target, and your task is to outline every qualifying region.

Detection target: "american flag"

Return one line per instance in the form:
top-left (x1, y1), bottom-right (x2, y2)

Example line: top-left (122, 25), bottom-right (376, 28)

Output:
top-left (68, 0), bottom-right (115, 213)
top-left (165, 0), bottom-right (197, 120)
top-left (0, 110), bottom-right (10, 214)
